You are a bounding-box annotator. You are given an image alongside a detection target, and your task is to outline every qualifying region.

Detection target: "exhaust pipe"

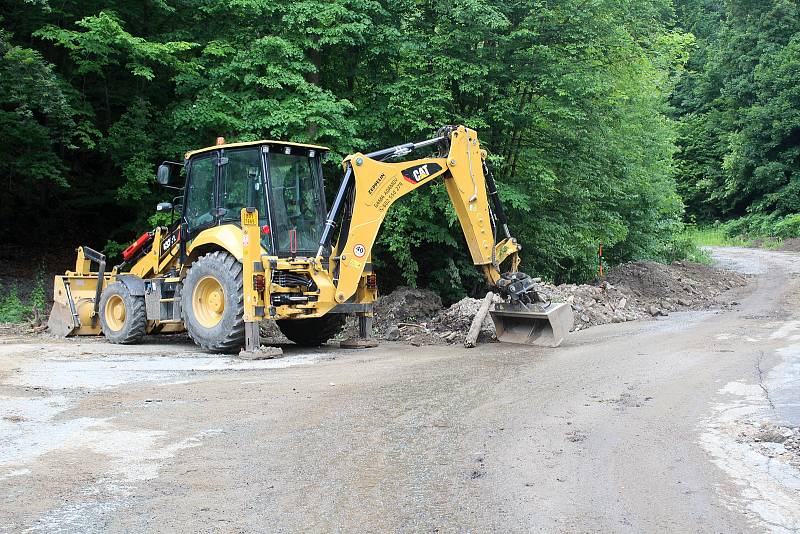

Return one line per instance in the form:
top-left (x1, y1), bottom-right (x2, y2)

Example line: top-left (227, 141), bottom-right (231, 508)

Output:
top-left (490, 301), bottom-right (573, 347)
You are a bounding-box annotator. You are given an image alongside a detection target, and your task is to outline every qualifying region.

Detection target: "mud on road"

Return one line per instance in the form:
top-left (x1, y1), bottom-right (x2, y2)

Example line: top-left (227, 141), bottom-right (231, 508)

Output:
top-left (1, 247), bottom-right (800, 533)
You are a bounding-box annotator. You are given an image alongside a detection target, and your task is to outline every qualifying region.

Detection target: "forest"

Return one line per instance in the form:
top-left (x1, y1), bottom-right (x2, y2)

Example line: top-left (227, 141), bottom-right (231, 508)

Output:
top-left (1, 0), bottom-right (798, 300)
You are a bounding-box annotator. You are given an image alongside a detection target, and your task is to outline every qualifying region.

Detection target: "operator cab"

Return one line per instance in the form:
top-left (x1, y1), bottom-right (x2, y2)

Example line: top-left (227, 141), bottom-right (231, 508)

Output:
top-left (177, 139), bottom-right (330, 257)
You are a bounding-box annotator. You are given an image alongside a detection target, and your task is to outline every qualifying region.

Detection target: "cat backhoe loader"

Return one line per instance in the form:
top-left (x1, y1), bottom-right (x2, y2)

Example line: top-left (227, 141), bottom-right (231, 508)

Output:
top-left (48, 125), bottom-right (572, 352)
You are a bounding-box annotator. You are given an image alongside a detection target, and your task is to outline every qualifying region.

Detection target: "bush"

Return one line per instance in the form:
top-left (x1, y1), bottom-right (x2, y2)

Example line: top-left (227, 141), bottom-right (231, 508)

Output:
top-left (719, 213), bottom-right (800, 241)
top-left (0, 270), bottom-right (47, 324)
top-left (0, 285), bottom-right (29, 323)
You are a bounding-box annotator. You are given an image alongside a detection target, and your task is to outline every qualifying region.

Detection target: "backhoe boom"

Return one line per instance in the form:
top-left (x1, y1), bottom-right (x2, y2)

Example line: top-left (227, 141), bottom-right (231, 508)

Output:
top-left (321, 125), bottom-right (573, 347)
top-left (326, 125), bottom-right (522, 303)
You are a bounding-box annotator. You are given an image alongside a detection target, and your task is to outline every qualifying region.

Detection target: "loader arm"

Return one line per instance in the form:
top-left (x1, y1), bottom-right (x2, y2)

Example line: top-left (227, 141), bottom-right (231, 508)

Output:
top-left (321, 125), bottom-right (526, 305)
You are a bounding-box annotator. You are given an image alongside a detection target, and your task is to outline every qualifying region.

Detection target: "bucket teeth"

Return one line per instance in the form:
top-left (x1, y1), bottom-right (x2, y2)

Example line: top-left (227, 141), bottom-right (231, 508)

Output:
top-left (490, 302), bottom-right (573, 347)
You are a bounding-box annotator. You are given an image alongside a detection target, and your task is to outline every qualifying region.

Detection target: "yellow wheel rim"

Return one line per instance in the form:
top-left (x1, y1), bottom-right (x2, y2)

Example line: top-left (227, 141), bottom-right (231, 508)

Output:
top-left (193, 276), bottom-right (225, 328)
top-left (105, 295), bottom-right (126, 331)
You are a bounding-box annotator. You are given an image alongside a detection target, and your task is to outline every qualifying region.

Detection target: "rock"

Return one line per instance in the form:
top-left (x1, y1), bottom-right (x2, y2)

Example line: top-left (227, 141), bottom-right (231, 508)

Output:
top-left (754, 430), bottom-right (788, 443)
top-left (618, 298), bottom-right (627, 310)
top-left (648, 305), bottom-right (662, 317)
top-left (612, 314), bottom-right (624, 324)
top-left (385, 325), bottom-right (401, 341)
top-left (678, 298), bottom-right (692, 306)
top-left (238, 346), bottom-right (283, 360)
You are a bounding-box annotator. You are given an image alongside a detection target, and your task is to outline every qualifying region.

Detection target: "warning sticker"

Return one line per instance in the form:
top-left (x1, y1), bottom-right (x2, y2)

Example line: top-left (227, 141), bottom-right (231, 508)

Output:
top-left (353, 244), bottom-right (366, 258)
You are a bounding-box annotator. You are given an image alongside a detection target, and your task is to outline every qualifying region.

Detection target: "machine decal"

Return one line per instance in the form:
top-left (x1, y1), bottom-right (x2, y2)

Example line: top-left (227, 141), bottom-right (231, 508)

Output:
top-left (372, 177), bottom-right (402, 211)
top-left (401, 162), bottom-right (442, 184)
top-left (161, 232), bottom-right (178, 253)
top-left (368, 173), bottom-right (387, 195)
top-left (353, 244), bottom-right (366, 258)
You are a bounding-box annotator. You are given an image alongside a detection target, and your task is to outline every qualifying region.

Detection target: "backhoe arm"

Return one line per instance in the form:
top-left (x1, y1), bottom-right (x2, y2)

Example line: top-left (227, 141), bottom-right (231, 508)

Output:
top-left (322, 125), bottom-right (525, 304)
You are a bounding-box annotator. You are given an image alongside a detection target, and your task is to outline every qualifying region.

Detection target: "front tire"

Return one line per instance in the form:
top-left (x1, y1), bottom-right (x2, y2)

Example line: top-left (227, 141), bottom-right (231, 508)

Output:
top-left (276, 315), bottom-right (345, 347)
top-left (181, 251), bottom-right (245, 353)
top-left (98, 282), bottom-right (147, 344)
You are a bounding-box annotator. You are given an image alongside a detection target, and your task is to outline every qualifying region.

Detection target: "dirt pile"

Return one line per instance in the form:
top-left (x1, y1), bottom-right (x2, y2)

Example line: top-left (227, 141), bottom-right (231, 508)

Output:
top-left (373, 287), bottom-right (441, 327)
top-left (777, 238), bottom-right (800, 252)
top-left (373, 260), bottom-right (748, 344)
top-left (427, 295), bottom-right (501, 344)
top-left (563, 260), bottom-right (747, 330)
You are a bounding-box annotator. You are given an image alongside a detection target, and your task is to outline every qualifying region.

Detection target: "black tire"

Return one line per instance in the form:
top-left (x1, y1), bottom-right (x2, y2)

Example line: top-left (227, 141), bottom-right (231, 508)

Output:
top-left (98, 282), bottom-right (147, 344)
top-left (276, 314), bottom-right (346, 347)
top-left (181, 251), bottom-right (245, 353)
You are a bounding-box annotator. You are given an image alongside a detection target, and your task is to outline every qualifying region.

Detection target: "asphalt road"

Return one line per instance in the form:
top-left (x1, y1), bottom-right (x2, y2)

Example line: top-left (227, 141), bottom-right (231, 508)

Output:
top-left (1, 247), bottom-right (799, 533)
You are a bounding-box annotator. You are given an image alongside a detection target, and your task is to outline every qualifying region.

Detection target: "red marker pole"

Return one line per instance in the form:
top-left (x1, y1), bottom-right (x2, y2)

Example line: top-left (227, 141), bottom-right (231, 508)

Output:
top-left (598, 243), bottom-right (604, 278)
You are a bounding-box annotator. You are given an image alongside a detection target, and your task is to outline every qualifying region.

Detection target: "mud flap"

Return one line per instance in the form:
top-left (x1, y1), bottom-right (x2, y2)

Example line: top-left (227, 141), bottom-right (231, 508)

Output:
top-left (490, 301), bottom-right (573, 347)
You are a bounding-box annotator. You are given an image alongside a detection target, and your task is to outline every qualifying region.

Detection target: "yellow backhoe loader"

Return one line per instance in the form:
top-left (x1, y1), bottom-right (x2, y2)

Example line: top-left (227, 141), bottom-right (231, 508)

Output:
top-left (48, 125), bottom-right (573, 352)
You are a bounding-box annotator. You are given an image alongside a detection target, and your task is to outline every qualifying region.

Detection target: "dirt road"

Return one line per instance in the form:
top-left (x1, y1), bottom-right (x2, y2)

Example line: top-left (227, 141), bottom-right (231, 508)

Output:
top-left (1, 247), bottom-right (799, 533)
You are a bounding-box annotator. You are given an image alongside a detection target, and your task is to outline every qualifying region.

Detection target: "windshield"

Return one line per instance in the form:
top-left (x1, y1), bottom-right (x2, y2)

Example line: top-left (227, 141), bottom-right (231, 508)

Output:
top-left (268, 151), bottom-right (325, 255)
top-left (219, 147), bottom-right (268, 224)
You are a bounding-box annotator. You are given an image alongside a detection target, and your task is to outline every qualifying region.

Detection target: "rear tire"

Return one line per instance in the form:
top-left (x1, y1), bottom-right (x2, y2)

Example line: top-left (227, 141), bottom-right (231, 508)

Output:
top-left (181, 251), bottom-right (245, 353)
top-left (276, 315), bottom-right (345, 347)
top-left (98, 282), bottom-right (147, 344)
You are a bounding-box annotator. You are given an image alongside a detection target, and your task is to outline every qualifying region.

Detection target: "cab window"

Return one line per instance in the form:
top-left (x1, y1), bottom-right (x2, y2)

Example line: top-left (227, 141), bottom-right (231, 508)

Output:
top-left (219, 147), bottom-right (267, 224)
top-left (185, 155), bottom-right (215, 231)
top-left (268, 150), bottom-right (325, 254)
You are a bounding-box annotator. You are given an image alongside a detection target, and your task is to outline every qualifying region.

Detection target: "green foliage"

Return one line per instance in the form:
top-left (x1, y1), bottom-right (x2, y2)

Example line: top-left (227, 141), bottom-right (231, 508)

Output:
top-left (2, 0), bottom-right (697, 296)
top-left (683, 225), bottom-right (750, 247)
top-left (30, 269), bottom-right (46, 315)
top-left (673, 0), bottom-right (800, 222)
top-left (718, 212), bottom-right (800, 240)
top-left (0, 285), bottom-right (29, 323)
top-left (0, 272), bottom-right (46, 323)
top-left (103, 240), bottom-right (126, 260)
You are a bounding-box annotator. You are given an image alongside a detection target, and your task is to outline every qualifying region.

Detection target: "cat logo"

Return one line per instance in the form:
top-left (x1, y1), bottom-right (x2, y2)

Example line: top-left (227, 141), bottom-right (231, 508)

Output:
top-left (401, 162), bottom-right (442, 184)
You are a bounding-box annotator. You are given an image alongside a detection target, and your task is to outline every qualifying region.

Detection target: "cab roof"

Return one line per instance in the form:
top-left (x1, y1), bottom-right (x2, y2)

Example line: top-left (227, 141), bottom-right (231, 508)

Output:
top-left (184, 140), bottom-right (330, 160)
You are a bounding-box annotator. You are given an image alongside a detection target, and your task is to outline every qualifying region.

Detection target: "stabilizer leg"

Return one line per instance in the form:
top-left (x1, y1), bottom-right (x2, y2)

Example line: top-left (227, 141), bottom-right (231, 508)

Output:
top-left (340, 313), bottom-right (378, 349)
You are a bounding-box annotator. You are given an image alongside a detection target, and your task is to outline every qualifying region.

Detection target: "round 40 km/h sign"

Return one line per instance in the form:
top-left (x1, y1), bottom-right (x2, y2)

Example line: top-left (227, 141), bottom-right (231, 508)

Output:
top-left (353, 244), bottom-right (366, 258)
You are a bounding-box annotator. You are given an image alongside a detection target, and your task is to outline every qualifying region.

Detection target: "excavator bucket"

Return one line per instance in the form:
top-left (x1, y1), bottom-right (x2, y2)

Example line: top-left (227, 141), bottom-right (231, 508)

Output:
top-left (490, 301), bottom-right (573, 347)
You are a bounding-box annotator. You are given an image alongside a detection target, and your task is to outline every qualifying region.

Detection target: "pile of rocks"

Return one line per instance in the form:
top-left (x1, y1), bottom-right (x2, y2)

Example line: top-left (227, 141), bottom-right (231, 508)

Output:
top-left (372, 260), bottom-right (748, 345)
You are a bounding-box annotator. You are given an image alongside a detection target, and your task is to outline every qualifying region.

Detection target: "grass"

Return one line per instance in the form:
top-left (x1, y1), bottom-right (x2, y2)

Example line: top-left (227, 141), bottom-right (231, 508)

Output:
top-left (682, 245), bottom-right (713, 264)
top-left (684, 226), bottom-right (751, 247)
top-left (0, 270), bottom-right (47, 324)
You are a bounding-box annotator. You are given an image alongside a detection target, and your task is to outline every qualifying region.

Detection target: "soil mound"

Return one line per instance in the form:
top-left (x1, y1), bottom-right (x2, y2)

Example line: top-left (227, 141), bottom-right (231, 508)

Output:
top-left (373, 260), bottom-right (748, 345)
top-left (373, 286), bottom-right (442, 332)
top-left (607, 261), bottom-right (745, 304)
top-left (779, 238), bottom-right (800, 252)
top-left (427, 295), bottom-right (500, 344)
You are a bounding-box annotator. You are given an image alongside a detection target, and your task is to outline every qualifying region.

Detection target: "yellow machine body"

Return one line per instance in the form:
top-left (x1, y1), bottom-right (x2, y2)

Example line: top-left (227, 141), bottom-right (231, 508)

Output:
top-left (50, 126), bottom-right (572, 349)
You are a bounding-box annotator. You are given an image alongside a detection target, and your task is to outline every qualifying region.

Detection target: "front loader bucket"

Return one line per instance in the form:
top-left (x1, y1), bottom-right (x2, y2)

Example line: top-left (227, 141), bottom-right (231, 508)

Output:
top-left (48, 274), bottom-right (104, 337)
top-left (47, 302), bottom-right (79, 337)
top-left (490, 302), bottom-right (573, 347)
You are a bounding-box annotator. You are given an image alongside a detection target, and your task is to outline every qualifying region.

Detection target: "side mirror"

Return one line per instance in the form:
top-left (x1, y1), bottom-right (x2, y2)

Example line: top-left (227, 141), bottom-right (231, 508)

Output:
top-left (157, 164), bottom-right (173, 185)
top-left (156, 202), bottom-right (173, 212)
